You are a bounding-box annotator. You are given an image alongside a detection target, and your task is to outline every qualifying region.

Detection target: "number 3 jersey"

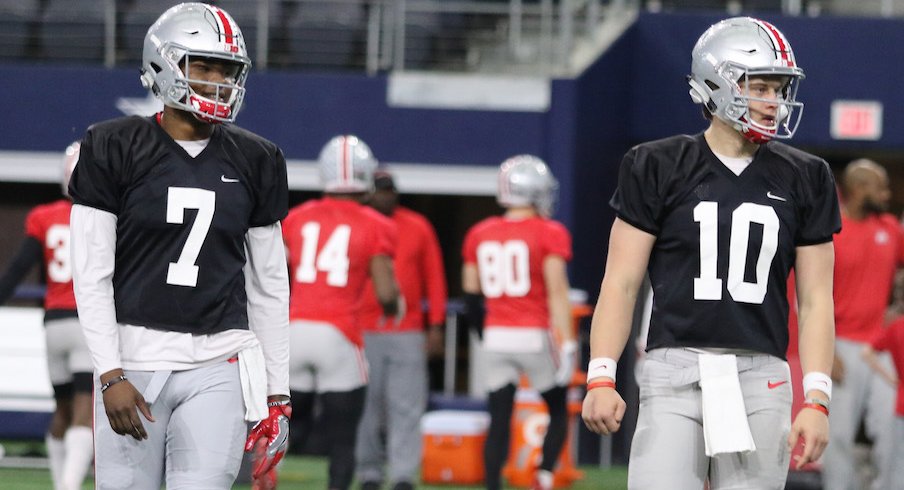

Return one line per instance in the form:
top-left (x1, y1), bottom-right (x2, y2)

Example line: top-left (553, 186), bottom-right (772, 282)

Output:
top-left (282, 197), bottom-right (396, 346)
top-left (25, 200), bottom-right (77, 312)
top-left (462, 216), bottom-right (572, 329)
top-left (68, 115), bottom-right (288, 335)
top-left (611, 133), bottom-right (841, 359)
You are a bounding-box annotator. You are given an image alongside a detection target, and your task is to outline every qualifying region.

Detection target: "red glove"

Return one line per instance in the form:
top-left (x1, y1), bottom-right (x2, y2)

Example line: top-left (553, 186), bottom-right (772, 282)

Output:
top-left (244, 402), bottom-right (292, 478)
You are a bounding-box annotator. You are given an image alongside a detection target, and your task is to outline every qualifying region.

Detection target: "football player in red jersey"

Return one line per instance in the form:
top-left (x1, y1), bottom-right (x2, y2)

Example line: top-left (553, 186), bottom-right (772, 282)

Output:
top-left (69, 4), bottom-right (290, 489)
top-left (0, 142), bottom-right (93, 490)
top-left (355, 170), bottom-right (447, 490)
top-left (821, 160), bottom-right (903, 490)
top-left (282, 135), bottom-right (400, 490)
top-left (581, 17), bottom-right (838, 489)
top-left (863, 310), bottom-right (904, 489)
top-left (461, 155), bottom-right (575, 490)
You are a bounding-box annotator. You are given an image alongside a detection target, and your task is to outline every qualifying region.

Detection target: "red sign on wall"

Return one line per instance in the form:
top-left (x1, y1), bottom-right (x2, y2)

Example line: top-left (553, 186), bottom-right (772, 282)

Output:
top-left (830, 100), bottom-right (883, 140)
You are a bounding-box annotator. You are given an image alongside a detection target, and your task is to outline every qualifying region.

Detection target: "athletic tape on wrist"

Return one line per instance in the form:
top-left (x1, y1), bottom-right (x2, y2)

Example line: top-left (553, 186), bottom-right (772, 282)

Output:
top-left (802, 372), bottom-right (832, 401)
top-left (586, 357), bottom-right (617, 383)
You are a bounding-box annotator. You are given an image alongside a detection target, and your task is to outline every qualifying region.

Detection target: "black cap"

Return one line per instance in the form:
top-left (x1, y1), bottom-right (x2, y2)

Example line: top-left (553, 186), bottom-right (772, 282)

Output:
top-left (373, 170), bottom-right (396, 191)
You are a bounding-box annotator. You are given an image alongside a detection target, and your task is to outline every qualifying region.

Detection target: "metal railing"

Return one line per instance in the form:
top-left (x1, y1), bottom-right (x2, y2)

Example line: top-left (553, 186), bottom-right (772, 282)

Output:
top-left (366, 0), bottom-right (616, 75)
top-left (1, 0), bottom-right (902, 74)
top-left (0, 0), bottom-right (632, 75)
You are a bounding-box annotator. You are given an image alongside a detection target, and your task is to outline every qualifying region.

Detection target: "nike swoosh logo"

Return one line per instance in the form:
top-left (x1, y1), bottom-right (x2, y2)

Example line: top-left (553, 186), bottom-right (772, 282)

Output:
top-left (221, 175), bottom-right (239, 183)
top-left (766, 191), bottom-right (787, 202)
top-left (767, 380), bottom-right (788, 389)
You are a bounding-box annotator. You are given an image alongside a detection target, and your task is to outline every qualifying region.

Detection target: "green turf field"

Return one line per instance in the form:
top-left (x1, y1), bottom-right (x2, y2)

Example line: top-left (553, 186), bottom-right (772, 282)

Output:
top-left (0, 454), bottom-right (629, 489)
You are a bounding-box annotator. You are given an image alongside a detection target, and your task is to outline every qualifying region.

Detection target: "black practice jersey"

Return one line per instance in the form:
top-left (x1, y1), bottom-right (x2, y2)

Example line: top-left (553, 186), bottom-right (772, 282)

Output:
top-left (610, 133), bottom-right (840, 359)
top-left (69, 115), bottom-right (288, 335)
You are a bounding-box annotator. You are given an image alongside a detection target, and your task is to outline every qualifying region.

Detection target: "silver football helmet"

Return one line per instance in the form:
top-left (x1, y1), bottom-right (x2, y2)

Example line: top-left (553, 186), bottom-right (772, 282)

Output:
top-left (688, 17), bottom-right (805, 143)
top-left (140, 3), bottom-right (251, 123)
top-left (497, 155), bottom-right (558, 217)
top-left (61, 141), bottom-right (80, 198)
top-left (318, 135), bottom-right (378, 193)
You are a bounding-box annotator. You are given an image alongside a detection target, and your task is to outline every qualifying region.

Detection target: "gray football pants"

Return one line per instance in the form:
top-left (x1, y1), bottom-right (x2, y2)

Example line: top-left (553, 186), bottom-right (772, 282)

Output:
top-left (822, 338), bottom-right (896, 490)
top-left (355, 332), bottom-right (428, 485)
top-left (891, 417), bottom-right (904, 489)
top-left (93, 360), bottom-right (246, 490)
top-left (628, 348), bottom-right (792, 490)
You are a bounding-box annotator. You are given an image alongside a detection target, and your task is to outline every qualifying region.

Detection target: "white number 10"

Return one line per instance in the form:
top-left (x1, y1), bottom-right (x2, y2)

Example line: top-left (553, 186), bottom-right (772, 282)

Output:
top-left (693, 201), bottom-right (779, 304)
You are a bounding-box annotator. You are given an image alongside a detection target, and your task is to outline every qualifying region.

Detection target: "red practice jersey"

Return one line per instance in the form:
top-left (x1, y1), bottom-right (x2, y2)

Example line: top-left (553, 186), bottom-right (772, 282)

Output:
top-left (358, 206), bottom-right (447, 333)
top-left (462, 216), bottom-right (572, 329)
top-left (834, 213), bottom-right (904, 342)
top-left (870, 318), bottom-right (904, 416)
top-left (283, 197), bottom-right (396, 346)
top-left (25, 200), bottom-right (77, 310)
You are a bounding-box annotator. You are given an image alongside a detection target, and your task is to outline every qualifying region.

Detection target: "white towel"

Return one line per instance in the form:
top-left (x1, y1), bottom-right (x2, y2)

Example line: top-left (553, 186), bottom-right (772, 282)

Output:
top-left (142, 370), bottom-right (171, 405)
top-left (238, 345), bottom-right (269, 422)
top-left (698, 353), bottom-right (756, 456)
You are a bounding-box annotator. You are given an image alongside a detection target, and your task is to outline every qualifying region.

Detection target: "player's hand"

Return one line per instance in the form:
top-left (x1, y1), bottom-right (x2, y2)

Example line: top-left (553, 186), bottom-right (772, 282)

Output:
top-left (245, 402), bottom-right (291, 478)
top-left (377, 296), bottom-right (407, 328)
top-left (101, 371), bottom-right (154, 441)
top-left (554, 340), bottom-right (578, 386)
top-left (787, 406), bottom-right (829, 469)
top-left (581, 381), bottom-right (626, 436)
top-left (426, 324), bottom-right (444, 358)
top-left (394, 295), bottom-right (407, 326)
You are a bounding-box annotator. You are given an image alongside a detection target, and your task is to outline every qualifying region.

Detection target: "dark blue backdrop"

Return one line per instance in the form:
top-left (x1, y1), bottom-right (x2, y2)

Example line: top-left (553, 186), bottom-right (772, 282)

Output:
top-left (3, 11), bottom-right (904, 299)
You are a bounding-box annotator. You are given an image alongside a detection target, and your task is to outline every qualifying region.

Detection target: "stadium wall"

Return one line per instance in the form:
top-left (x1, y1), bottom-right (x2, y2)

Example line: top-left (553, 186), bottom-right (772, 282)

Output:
top-left (2, 12), bottom-right (904, 299)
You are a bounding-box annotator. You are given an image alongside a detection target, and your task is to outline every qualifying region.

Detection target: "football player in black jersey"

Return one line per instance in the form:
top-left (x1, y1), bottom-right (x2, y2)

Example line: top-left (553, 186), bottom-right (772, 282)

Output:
top-left (581, 17), bottom-right (839, 489)
top-left (68, 4), bottom-right (290, 489)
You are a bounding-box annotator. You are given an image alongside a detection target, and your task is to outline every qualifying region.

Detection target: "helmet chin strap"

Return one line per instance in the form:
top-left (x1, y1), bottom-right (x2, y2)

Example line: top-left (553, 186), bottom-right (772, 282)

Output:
top-left (732, 102), bottom-right (788, 145)
top-left (733, 116), bottom-right (776, 144)
top-left (741, 125), bottom-right (773, 144)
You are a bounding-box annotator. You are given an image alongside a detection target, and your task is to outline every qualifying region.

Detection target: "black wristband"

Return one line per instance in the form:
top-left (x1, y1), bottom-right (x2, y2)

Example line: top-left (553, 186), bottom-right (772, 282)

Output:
top-left (267, 399), bottom-right (291, 407)
top-left (100, 375), bottom-right (128, 393)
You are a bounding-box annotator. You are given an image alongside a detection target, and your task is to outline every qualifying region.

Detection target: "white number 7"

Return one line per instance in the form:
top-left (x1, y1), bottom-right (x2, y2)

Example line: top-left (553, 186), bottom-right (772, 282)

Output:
top-left (167, 187), bottom-right (216, 287)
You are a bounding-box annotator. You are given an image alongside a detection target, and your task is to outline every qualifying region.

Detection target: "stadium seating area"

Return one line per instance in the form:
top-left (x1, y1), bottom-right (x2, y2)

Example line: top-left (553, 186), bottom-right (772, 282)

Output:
top-left (0, 0), bottom-right (476, 71)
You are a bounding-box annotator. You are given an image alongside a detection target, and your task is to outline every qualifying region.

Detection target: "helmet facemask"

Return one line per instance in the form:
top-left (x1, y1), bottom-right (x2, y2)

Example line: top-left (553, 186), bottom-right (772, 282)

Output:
top-left (719, 64), bottom-right (804, 144)
top-left (153, 47), bottom-right (249, 124)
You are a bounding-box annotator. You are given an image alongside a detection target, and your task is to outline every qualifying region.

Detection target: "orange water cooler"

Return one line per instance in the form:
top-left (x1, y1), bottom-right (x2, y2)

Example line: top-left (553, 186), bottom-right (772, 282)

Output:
top-left (501, 387), bottom-right (585, 488)
top-left (421, 410), bottom-right (491, 485)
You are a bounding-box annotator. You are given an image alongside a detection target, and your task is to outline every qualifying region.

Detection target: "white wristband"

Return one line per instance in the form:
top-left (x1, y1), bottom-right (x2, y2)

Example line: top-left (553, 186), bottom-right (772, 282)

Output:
top-left (587, 357), bottom-right (617, 383)
top-left (802, 372), bottom-right (832, 401)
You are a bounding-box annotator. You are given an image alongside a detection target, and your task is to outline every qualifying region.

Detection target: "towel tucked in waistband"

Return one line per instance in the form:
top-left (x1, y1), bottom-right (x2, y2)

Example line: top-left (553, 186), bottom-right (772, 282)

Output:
top-left (698, 353), bottom-right (757, 457)
top-left (238, 345), bottom-right (268, 422)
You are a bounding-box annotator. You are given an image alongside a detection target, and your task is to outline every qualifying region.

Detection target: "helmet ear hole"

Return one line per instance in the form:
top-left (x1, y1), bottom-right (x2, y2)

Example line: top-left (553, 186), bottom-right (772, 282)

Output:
top-left (140, 63), bottom-right (164, 94)
top-left (687, 78), bottom-right (711, 105)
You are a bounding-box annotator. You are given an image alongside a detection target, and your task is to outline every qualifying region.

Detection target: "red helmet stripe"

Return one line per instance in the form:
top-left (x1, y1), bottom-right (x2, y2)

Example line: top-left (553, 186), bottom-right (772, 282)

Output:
top-left (212, 7), bottom-right (235, 46)
top-left (757, 19), bottom-right (794, 67)
top-left (340, 136), bottom-right (351, 185)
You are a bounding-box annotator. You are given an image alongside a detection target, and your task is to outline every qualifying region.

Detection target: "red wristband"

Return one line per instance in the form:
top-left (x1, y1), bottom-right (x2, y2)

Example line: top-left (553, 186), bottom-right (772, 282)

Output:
top-left (587, 380), bottom-right (615, 391)
top-left (802, 402), bottom-right (829, 416)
